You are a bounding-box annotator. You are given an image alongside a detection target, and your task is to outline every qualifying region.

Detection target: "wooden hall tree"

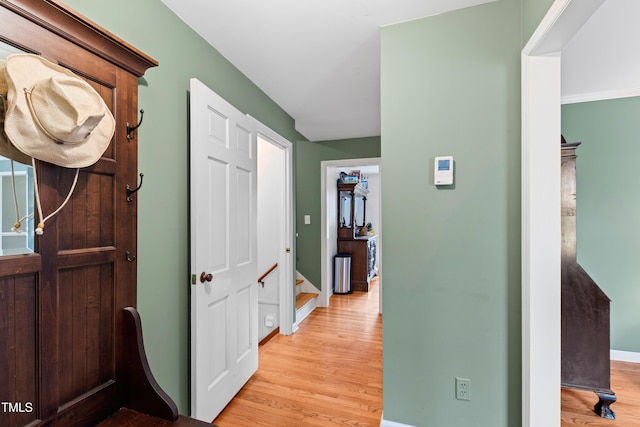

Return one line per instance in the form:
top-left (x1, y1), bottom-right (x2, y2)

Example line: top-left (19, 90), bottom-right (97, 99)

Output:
top-left (0, 2), bottom-right (210, 426)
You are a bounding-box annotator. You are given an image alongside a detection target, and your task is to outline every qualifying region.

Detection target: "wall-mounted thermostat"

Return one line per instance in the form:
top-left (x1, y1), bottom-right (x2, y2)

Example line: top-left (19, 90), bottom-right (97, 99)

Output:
top-left (434, 156), bottom-right (454, 185)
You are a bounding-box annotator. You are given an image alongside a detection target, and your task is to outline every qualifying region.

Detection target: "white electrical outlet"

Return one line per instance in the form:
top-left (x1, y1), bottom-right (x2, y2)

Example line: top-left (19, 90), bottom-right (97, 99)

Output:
top-left (265, 315), bottom-right (274, 328)
top-left (456, 377), bottom-right (471, 401)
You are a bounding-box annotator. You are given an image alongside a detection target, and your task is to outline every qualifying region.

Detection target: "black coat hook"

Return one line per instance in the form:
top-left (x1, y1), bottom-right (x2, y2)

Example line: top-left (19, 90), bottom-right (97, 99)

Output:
top-left (125, 250), bottom-right (136, 262)
top-left (126, 109), bottom-right (144, 141)
top-left (126, 173), bottom-right (144, 202)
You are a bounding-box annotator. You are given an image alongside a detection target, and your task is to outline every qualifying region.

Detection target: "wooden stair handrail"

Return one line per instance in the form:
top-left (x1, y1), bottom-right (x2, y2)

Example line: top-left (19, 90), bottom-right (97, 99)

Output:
top-left (258, 263), bottom-right (278, 287)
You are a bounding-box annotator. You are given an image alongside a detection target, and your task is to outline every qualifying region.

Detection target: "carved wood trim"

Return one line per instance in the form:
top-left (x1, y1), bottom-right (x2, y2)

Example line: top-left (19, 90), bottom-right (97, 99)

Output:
top-left (0, 0), bottom-right (158, 76)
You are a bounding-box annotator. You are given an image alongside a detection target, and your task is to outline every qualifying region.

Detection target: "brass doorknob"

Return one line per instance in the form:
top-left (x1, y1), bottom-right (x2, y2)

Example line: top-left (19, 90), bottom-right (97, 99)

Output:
top-left (200, 272), bottom-right (213, 283)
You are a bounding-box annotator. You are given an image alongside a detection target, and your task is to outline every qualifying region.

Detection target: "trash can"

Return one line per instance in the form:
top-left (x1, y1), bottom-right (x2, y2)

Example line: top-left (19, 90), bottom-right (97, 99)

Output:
top-left (334, 253), bottom-right (352, 294)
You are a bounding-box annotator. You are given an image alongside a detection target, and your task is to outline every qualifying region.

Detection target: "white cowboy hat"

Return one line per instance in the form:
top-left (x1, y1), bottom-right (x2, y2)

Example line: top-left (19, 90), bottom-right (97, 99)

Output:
top-left (3, 53), bottom-right (114, 169)
top-left (2, 54), bottom-right (114, 235)
top-left (0, 58), bottom-right (32, 165)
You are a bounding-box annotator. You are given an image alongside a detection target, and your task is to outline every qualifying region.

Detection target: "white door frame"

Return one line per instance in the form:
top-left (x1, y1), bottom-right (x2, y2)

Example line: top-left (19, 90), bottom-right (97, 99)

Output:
top-left (251, 116), bottom-right (295, 335)
top-left (320, 157), bottom-right (382, 311)
top-left (521, 1), bottom-right (605, 426)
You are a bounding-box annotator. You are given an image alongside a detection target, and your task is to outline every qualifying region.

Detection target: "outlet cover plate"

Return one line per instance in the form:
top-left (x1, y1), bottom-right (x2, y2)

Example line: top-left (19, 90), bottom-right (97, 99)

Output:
top-left (456, 377), bottom-right (471, 401)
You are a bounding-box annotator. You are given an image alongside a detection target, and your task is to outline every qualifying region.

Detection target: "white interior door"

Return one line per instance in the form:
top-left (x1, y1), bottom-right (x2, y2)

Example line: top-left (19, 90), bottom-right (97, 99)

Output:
top-left (189, 78), bottom-right (258, 422)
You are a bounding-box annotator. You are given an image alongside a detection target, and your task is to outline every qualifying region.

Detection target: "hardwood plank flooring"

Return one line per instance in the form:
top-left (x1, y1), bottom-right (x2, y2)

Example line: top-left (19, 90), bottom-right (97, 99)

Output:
top-left (214, 276), bottom-right (640, 427)
top-left (213, 278), bottom-right (382, 426)
top-left (562, 361), bottom-right (640, 426)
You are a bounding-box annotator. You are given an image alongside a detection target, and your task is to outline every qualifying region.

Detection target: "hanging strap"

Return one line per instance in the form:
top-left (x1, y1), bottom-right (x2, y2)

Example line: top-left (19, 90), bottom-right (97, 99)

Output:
top-left (31, 157), bottom-right (79, 235)
top-left (9, 158), bottom-right (34, 233)
top-left (6, 89), bottom-right (31, 233)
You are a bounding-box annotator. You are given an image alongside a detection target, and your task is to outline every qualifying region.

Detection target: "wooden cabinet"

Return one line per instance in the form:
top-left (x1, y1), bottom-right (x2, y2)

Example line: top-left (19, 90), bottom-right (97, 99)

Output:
top-left (560, 141), bottom-right (616, 419)
top-left (337, 235), bottom-right (377, 292)
top-left (337, 180), bottom-right (377, 292)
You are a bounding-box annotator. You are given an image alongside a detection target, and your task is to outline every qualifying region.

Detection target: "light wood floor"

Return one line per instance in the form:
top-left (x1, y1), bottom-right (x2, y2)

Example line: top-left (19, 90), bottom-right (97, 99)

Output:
top-left (213, 276), bottom-right (640, 426)
top-left (213, 278), bottom-right (382, 426)
top-left (562, 361), bottom-right (640, 426)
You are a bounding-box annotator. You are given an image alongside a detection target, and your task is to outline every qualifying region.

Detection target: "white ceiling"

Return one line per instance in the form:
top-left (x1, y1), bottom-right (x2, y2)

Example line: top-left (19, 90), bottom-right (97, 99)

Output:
top-left (160, 0), bottom-right (494, 141)
top-left (562, 0), bottom-right (640, 103)
top-left (160, 0), bottom-right (639, 141)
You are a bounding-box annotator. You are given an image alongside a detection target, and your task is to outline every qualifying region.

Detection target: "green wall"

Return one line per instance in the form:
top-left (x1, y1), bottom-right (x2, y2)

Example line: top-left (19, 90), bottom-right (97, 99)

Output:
top-left (381, 1), bottom-right (523, 425)
top-left (62, 0), bottom-right (304, 414)
top-left (295, 137), bottom-right (380, 289)
top-left (522, 0), bottom-right (555, 43)
top-left (55, 0), bottom-right (560, 422)
top-left (562, 97), bottom-right (640, 353)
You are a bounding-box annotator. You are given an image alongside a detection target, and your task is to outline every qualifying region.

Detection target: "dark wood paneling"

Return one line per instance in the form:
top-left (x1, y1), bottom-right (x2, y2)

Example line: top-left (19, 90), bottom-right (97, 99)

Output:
top-left (57, 264), bottom-right (115, 407)
top-left (0, 254), bottom-right (40, 277)
top-left (0, 275), bottom-right (38, 427)
top-left (49, 381), bottom-right (118, 427)
top-left (57, 170), bottom-right (116, 251)
top-left (57, 247), bottom-right (117, 269)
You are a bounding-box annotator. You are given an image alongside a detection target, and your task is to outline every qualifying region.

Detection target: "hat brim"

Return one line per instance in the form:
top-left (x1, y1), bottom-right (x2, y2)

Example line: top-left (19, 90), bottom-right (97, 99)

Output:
top-left (4, 54), bottom-right (115, 169)
top-left (0, 58), bottom-right (32, 165)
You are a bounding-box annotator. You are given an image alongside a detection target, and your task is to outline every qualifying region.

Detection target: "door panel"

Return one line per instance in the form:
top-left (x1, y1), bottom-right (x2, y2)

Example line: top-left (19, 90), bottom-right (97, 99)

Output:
top-left (207, 159), bottom-right (229, 273)
top-left (236, 166), bottom-right (252, 264)
top-left (207, 296), bottom-right (229, 387)
top-left (236, 284), bottom-right (252, 359)
top-left (190, 78), bottom-right (258, 422)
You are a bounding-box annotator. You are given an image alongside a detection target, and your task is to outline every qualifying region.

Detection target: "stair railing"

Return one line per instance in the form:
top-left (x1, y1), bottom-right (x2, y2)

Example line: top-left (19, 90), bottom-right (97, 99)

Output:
top-left (258, 263), bottom-right (278, 287)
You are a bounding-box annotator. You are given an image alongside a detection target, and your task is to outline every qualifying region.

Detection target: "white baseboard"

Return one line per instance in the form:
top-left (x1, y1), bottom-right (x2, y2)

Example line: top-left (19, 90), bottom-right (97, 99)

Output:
top-left (295, 297), bottom-right (316, 322)
top-left (611, 349), bottom-right (640, 364)
top-left (380, 417), bottom-right (416, 427)
top-left (561, 87), bottom-right (640, 105)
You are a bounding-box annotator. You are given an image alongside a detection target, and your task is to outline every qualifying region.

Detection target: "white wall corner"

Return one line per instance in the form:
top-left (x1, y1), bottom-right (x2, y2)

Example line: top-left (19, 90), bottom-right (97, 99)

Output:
top-left (380, 415), bottom-right (416, 427)
top-left (611, 350), bottom-right (640, 364)
top-left (296, 270), bottom-right (320, 294)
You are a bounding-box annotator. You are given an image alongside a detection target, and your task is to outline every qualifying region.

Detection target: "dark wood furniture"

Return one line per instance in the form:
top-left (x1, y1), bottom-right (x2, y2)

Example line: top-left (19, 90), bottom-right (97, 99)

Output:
top-left (337, 182), bottom-right (367, 239)
top-left (560, 140), bottom-right (616, 420)
top-left (337, 181), bottom-right (377, 292)
top-left (337, 235), bottom-right (377, 292)
top-left (0, 2), bottom-right (210, 426)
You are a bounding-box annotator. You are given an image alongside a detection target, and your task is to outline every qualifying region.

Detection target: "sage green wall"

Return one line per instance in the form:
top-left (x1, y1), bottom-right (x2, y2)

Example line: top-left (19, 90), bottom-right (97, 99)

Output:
top-left (522, 0), bottom-right (555, 42)
top-left (562, 97), bottom-right (640, 353)
top-left (295, 137), bottom-right (380, 289)
top-left (63, 0), bottom-right (304, 414)
top-left (381, 1), bottom-right (523, 425)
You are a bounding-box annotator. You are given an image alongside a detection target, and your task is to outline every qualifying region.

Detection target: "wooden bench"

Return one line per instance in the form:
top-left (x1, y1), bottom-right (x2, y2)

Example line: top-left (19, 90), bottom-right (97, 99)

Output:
top-left (95, 308), bottom-right (212, 427)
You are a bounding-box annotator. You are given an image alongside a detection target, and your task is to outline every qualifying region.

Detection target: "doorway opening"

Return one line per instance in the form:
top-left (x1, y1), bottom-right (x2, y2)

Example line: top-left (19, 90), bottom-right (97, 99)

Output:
top-left (520, 0), bottom-right (640, 425)
top-left (320, 157), bottom-right (382, 313)
top-left (255, 119), bottom-right (295, 337)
